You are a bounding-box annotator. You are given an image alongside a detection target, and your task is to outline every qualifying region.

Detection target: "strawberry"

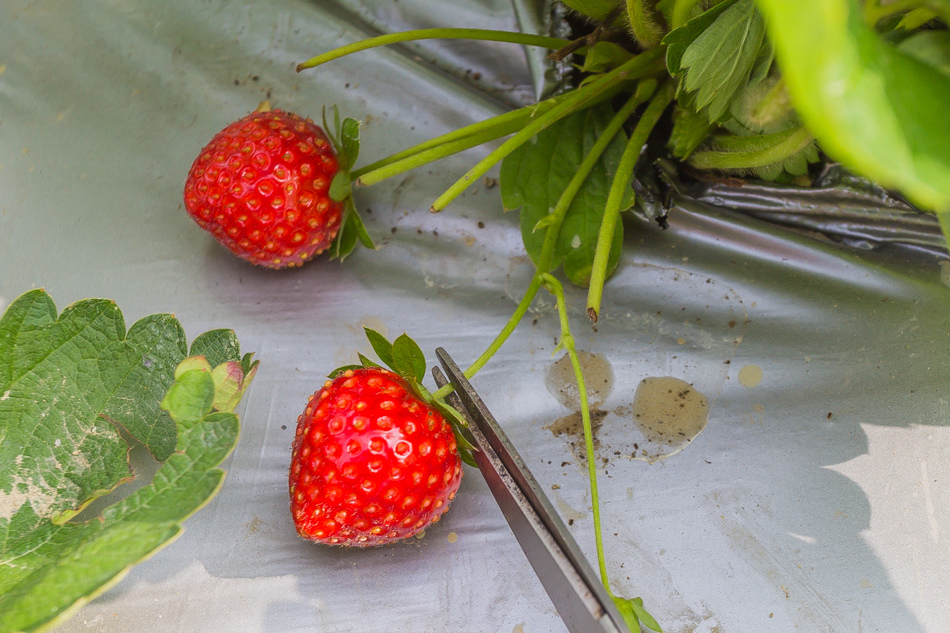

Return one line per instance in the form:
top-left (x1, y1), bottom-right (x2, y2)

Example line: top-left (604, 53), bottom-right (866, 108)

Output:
top-left (183, 109), bottom-right (344, 269)
top-left (290, 366), bottom-right (463, 546)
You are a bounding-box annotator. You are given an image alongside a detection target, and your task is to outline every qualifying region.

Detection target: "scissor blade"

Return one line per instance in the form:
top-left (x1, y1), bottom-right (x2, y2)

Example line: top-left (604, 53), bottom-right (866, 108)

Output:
top-left (433, 348), bottom-right (628, 633)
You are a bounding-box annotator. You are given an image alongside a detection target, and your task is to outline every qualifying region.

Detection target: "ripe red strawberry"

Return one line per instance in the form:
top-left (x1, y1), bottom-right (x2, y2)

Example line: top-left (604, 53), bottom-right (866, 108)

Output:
top-left (290, 367), bottom-right (463, 546)
top-left (183, 109), bottom-right (343, 269)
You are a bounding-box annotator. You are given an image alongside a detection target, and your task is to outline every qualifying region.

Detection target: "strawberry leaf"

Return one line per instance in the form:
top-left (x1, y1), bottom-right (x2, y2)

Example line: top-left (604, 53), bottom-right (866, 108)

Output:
top-left (329, 365), bottom-right (364, 378)
top-left (663, 0), bottom-right (740, 75)
top-left (676, 0), bottom-right (766, 121)
top-left (161, 368), bottom-right (215, 425)
top-left (428, 400), bottom-right (477, 467)
top-left (757, 0), bottom-right (950, 216)
top-left (578, 41), bottom-right (633, 73)
top-left (501, 102), bottom-right (630, 286)
top-left (611, 594), bottom-right (663, 632)
top-left (357, 352), bottom-right (381, 368)
top-left (391, 333), bottom-right (427, 384)
top-left (330, 199), bottom-right (375, 260)
top-left (668, 104), bottom-right (713, 159)
top-left (0, 290), bottom-right (253, 633)
top-left (339, 117), bottom-right (361, 172)
top-left (363, 327), bottom-right (395, 370)
top-left (329, 171), bottom-right (352, 202)
top-left (188, 329), bottom-right (241, 368)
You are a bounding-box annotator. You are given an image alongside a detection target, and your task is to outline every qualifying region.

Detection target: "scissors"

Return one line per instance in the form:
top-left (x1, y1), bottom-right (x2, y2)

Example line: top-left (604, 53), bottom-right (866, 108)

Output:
top-left (432, 348), bottom-right (630, 633)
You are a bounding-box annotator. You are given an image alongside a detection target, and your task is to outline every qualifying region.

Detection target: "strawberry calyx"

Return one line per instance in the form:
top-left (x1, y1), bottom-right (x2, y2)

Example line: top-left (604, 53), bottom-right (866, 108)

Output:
top-left (330, 328), bottom-right (478, 467)
top-left (322, 107), bottom-right (376, 260)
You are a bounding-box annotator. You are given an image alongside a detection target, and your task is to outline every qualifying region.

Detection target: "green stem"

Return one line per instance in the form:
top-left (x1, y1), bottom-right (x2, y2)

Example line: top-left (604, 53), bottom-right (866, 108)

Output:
top-left (354, 118), bottom-right (525, 187)
top-left (536, 80), bottom-right (658, 273)
top-left (626, 0), bottom-right (666, 48)
top-left (540, 273), bottom-right (610, 587)
top-left (351, 106), bottom-right (548, 181)
top-left (430, 47), bottom-right (667, 213)
top-left (297, 28), bottom-right (571, 71)
top-left (586, 81), bottom-right (675, 322)
top-left (863, 0), bottom-right (925, 25)
top-left (671, 0), bottom-right (703, 28)
top-left (430, 275), bottom-right (544, 401)
top-left (352, 89), bottom-right (591, 182)
top-left (687, 125), bottom-right (813, 170)
top-left (428, 84), bottom-right (657, 399)
top-left (897, 7), bottom-right (939, 29)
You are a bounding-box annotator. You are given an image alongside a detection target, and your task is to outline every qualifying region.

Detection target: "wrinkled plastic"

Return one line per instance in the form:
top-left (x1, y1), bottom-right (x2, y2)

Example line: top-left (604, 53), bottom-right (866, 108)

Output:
top-left (1, 2), bottom-right (948, 633)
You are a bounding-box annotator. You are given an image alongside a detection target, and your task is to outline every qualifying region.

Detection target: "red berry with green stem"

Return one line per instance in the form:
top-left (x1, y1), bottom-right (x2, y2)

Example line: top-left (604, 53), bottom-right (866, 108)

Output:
top-left (290, 366), bottom-right (463, 546)
top-left (184, 109), bottom-right (344, 269)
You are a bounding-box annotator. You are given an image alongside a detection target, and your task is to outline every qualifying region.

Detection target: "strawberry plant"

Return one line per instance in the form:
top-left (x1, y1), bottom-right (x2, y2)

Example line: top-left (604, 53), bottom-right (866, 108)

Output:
top-left (0, 290), bottom-right (257, 633)
top-left (286, 2), bottom-right (950, 630)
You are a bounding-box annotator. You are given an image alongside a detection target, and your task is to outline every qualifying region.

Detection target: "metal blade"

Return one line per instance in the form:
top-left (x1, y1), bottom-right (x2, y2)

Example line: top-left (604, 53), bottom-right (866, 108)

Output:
top-left (433, 348), bottom-right (628, 633)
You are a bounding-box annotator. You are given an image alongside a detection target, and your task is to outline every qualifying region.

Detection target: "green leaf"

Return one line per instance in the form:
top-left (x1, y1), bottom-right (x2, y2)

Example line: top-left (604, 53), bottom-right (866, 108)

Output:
top-left (357, 352), bottom-right (381, 368)
top-left (363, 327), bottom-right (395, 370)
top-left (898, 30), bottom-right (950, 77)
top-left (677, 0), bottom-right (766, 120)
top-left (0, 290), bottom-right (182, 522)
top-left (578, 41), bottom-right (634, 73)
top-left (340, 117), bottom-right (361, 172)
top-left (161, 368), bottom-right (215, 425)
top-left (747, 37), bottom-right (774, 86)
top-left (329, 170), bottom-right (352, 202)
top-left (663, 0), bottom-right (740, 74)
top-left (391, 333), bottom-right (427, 383)
top-left (188, 329), bottom-right (241, 367)
top-left (668, 104), bottom-right (714, 159)
top-left (500, 102), bottom-right (630, 286)
top-left (755, 0), bottom-right (950, 216)
top-left (0, 291), bottom-right (251, 633)
top-left (209, 359), bottom-right (258, 414)
top-left (330, 199), bottom-right (375, 260)
top-left (612, 595), bottom-right (663, 633)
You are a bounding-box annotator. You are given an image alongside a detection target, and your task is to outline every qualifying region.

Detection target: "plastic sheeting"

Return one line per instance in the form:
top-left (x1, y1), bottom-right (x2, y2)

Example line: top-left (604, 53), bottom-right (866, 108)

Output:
top-left (1, 1), bottom-right (949, 632)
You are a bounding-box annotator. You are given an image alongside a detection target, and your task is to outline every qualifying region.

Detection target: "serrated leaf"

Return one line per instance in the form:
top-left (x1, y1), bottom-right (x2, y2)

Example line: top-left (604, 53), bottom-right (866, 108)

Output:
top-left (748, 37), bottom-right (774, 87)
top-left (756, 0), bottom-right (950, 217)
top-left (0, 291), bottom-right (185, 522)
top-left (500, 103), bottom-right (629, 286)
top-left (663, 0), bottom-right (741, 74)
top-left (189, 329), bottom-right (241, 368)
top-left (0, 291), bottom-right (250, 633)
top-left (363, 327), bottom-right (395, 370)
top-left (678, 0), bottom-right (766, 121)
top-left (391, 333), bottom-right (426, 384)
